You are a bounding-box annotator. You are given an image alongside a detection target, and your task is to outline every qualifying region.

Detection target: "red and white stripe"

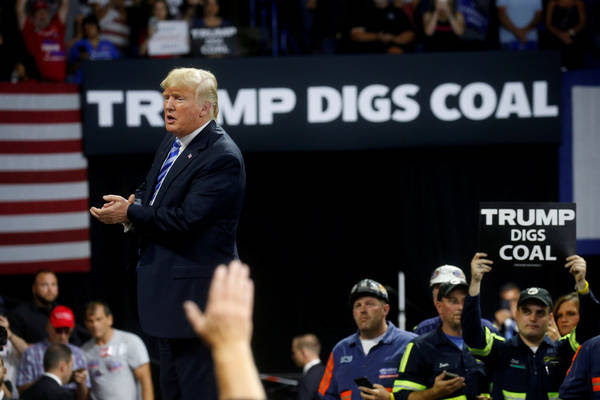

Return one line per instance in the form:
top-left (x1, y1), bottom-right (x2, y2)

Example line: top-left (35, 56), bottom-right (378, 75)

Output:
top-left (0, 83), bottom-right (90, 274)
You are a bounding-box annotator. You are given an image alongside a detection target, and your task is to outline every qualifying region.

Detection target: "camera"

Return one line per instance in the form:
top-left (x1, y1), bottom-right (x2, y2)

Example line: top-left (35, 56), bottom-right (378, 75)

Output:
top-left (0, 326), bottom-right (7, 347)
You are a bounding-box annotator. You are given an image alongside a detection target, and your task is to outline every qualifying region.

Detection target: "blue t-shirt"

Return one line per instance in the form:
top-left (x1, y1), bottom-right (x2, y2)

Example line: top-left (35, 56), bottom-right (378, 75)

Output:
top-left (68, 39), bottom-right (120, 83)
top-left (445, 333), bottom-right (465, 350)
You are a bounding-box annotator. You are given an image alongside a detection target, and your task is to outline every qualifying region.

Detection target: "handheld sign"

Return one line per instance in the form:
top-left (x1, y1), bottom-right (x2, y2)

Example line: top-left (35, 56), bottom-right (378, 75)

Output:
top-left (478, 202), bottom-right (576, 268)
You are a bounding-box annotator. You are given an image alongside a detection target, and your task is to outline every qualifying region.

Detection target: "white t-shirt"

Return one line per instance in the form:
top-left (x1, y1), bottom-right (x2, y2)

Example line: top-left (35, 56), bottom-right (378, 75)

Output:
top-left (82, 329), bottom-right (150, 400)
top-left (360, 332), bottom-right (386, 355)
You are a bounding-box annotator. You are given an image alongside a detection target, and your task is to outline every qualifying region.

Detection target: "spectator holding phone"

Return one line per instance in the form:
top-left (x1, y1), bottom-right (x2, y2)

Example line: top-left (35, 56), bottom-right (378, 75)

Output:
top-left (423, 0), bottom-right (465, 51)
top-left (318, 279), bottom-right (416, 400)
top-left (393, 280), bottom-right (488, 399)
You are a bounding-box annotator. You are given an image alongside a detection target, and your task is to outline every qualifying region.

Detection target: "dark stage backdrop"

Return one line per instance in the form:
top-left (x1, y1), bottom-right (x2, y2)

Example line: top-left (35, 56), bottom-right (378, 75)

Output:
top-left (1, 144), bottom-right (598, 378)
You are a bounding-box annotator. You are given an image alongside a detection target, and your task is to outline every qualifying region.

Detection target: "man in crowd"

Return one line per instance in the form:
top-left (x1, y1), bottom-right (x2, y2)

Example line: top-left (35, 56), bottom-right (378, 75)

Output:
top-left (17, 306), bottom-right (89, 397)
top-left (393, 280), bottom-right (488, 399)
top-left (10, 270), bottom-right (59, 344)
top-left (493, 282), bottom-right (519, 339)
top-left (319, 279), bottom-right (416, 400)
top-left (82, 301), bottom-right (153, 400)
top-left (559, 333), bottom-right (600, 399)
top-left (90, 67), bottom-right (245, 400)
top-left (413, 264), bottom-right (496, 335)
top-left (10, 271), bottom-right (85, 346)
top-left (21, 344), bottom-right (87, 400)
top-left (291, 334), bottom-right (324, 400)
top-left (462, 252), bottom-right (592, 399)
top-left (497, 0), bottom-right (542, 50)
top-left (15, 0), bottom-right (68, 81)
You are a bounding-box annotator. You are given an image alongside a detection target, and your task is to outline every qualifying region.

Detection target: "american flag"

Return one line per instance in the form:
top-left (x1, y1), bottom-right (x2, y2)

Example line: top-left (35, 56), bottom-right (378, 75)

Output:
top-left (0, 83), bottom-right (90, 274)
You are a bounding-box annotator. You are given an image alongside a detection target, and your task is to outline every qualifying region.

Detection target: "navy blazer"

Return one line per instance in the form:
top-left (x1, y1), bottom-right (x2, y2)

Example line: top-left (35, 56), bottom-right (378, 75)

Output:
top-left (21, 375), bottom-right (74, 400)
top-left (127, 121), bottom-right (246, 338)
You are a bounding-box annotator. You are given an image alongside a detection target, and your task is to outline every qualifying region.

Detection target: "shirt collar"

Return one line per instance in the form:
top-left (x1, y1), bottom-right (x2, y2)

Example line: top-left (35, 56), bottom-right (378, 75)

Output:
top-left (178, 119), bottom-right (211, 150)
top-left (303, 358), bottom-right (321, 375)
top-left (43, 372), bottom-right (63, 386)
top-left (350, 321), bottom-right (394, 346)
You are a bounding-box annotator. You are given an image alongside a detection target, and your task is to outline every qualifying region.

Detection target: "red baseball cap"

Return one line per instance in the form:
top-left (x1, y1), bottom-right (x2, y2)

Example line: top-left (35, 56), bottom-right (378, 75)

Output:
top-left (49, 305), bottom-right (75, 329)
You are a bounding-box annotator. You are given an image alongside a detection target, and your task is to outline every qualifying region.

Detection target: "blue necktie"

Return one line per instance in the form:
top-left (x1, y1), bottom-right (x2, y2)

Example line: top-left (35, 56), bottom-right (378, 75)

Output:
top-left (151, 139), bottom-right (181, 204)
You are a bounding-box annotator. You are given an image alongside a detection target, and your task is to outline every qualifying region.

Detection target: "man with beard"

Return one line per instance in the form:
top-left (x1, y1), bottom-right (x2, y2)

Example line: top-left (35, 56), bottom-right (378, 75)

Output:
top-left (10, 271), bottom-right (59, 344)
top-left (319, 279), bottom-right (416, 400)
top-left (393, 281), bottom-right (488, 399)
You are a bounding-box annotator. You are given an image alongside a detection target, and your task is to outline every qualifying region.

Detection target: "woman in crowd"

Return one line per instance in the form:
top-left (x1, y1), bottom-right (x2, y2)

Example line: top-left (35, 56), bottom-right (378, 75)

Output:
top-left (545, 0), bottom-right (586, 69)
top-left (422, 0), bottom-right (464, 51)
top-left (139, 0), bottom-right (171, 56)
top-left (554, 292), bottom-right (580, 336)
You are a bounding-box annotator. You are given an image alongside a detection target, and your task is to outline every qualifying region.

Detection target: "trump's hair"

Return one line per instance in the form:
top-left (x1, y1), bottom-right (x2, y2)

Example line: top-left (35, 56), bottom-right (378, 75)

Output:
top-left (161, 68), bottom-right (219, 120)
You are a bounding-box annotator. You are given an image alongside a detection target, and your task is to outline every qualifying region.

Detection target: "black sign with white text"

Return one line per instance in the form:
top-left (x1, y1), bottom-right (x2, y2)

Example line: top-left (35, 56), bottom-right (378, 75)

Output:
top-left (478, 202), bottom-right (576, 268)
top-left (81, 51), bottom-right (561, 155)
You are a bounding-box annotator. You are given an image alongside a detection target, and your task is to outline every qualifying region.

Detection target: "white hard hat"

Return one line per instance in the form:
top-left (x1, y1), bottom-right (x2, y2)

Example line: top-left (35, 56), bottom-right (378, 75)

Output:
top-left (429, 264), bottom-right (466, 287)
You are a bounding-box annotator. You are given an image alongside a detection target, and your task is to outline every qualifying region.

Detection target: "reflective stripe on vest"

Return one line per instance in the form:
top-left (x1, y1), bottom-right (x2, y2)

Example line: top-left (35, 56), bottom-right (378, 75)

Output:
top-left (393, 379), bottom-right (426, 392)
top-left (502, 389), bottom-right (527, 400)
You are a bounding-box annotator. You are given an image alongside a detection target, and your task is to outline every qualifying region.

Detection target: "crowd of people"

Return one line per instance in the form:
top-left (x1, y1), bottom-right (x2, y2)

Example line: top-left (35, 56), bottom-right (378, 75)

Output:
top-left (0, 270), bottom-right (154, 399)
top-left (289, 253), bottom-right (599, 400)
top-left (1, 0), bottom-right (599, 83)
top-left (0, 258), bottom-right (598, 399)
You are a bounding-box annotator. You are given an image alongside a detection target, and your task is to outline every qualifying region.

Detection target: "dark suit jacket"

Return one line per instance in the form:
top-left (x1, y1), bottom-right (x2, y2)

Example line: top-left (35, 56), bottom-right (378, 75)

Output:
top-left (298, 362), bottom-right (326, 400)
top-left (21, 375), bottom-right (74, 400)
top-left (127, 121), bottom-right (245, 338)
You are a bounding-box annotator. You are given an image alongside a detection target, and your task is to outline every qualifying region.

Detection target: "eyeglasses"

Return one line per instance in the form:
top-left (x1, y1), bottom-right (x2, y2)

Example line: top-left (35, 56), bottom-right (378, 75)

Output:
top-left (54, 327), bottom-right (71, 335)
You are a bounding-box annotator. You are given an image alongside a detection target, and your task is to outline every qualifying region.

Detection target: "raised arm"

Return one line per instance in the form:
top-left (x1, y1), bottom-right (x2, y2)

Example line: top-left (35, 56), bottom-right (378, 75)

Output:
top-left (16, 0), bottom-right (27, 31)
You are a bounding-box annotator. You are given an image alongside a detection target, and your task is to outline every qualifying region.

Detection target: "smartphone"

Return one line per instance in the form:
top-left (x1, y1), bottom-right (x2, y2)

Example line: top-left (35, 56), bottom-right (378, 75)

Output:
top-left (354, 376), bottom-right (374, 389)
top-left (443, 371), bottom-right (460, 380)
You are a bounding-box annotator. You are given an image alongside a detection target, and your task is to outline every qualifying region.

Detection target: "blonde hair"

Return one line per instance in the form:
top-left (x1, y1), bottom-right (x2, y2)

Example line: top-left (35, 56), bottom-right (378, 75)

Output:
top-left (160, 67), bottom-right (219, 120)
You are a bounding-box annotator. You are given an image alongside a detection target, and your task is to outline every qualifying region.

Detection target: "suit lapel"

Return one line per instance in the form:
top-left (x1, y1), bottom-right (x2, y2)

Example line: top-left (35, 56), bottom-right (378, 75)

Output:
top-left (152, 121), bottom-right (217, 206)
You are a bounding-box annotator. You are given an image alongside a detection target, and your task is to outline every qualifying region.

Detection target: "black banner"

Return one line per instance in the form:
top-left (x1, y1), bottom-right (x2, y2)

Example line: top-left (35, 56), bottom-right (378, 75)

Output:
top-left (478, 202), bottom-right (576, 268)
top-left (81, 51), bottom-right (561, 155)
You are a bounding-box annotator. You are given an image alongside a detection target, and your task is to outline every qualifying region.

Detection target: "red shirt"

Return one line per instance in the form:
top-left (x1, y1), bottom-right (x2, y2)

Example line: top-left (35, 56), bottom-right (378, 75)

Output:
top-left (22, 15), bottom-right (67, 82)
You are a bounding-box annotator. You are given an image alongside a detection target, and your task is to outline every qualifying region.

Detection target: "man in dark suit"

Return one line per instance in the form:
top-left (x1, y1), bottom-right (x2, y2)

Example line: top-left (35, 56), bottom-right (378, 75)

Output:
top-left (90, 67), bottom-right (246, 400)
top-left (292, 334), bottom-right (325, 400)
top-left (21, 344), bottom-right (87, 400)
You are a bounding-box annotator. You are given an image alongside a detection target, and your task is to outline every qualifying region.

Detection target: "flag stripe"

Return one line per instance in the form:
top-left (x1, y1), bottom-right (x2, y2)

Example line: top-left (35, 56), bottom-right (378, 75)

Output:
top-left (0, 83), bottom-right (78, 94)
top-left (0, 84), bottom-right (90, 274)
top-left (0, 229), bottom-right (89, 245)
top-left (0, 94), bottom-right (79, 110)
top-left (0, 211), bottom-right (88, 233)
top-left (0, 241), bottom-right (90, 262)
top-left (0, 199), bottom-right (88, 215)
top-left (0, 123), bottom-right (81, 141)
top-left (0, 258), bottom-right (90, 275)
top-left (0, 182), bottom-right (88, 201)
top-left (0, 169), bottom-right (87, 183)
top-left (0, 110), bottom-right (80, 124)
top-left (0, 140), bottom-right (82, 154)
top-left (0, 154), bottom-right (87, 171)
